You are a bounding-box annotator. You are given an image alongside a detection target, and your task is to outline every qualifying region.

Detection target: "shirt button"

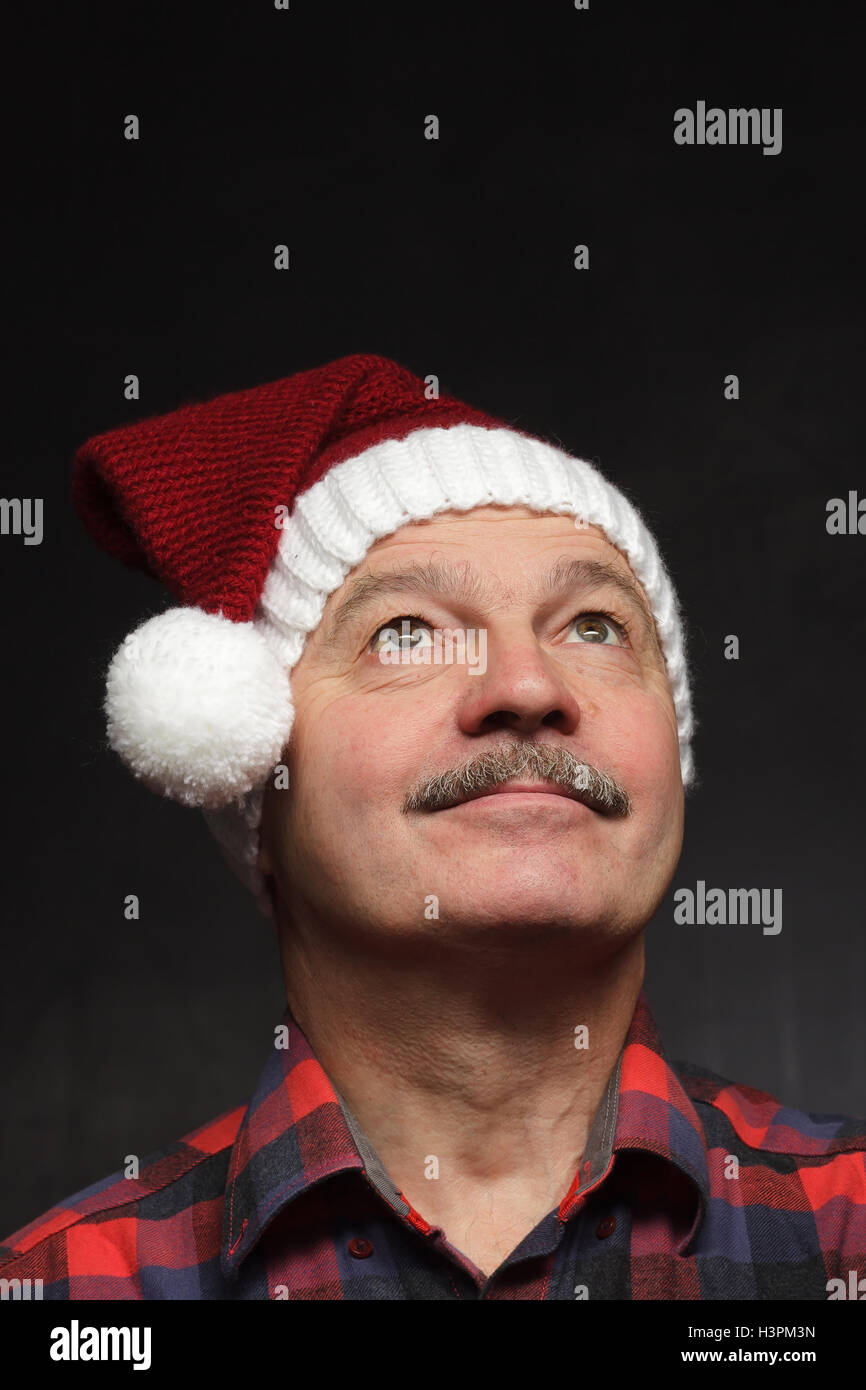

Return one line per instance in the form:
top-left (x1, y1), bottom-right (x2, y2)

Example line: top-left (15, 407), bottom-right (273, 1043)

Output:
top-left (596, 1216), bottom-right (616, 1239)
top-left (348, 1237), bottom-right (374, 1259)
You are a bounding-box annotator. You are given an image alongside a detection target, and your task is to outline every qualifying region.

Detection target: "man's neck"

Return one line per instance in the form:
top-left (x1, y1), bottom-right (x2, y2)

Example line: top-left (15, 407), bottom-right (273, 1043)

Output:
top-left (278, 914), bottom-right (644, 1270)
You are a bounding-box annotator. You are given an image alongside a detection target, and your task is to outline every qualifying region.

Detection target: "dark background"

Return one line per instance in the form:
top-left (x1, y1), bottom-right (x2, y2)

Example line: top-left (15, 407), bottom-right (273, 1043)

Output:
top-left (2, 0), bottom-right (863, 1241)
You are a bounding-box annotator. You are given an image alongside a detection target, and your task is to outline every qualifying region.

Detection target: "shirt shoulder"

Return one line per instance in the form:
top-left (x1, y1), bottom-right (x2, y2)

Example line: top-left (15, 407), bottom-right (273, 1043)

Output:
top-left (0, 1104), bottom-right (245, 1298)
top-left (672, 1055), bottom-right (866, 1199)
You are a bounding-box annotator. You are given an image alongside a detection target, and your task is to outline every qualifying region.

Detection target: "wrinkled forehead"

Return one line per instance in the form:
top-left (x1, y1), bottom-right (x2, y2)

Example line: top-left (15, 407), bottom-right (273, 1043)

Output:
top-left (316, 507), bottom-right (659, 648)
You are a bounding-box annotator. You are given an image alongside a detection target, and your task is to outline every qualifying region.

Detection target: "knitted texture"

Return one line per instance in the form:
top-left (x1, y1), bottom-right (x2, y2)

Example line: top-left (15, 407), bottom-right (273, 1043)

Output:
top-left (71, 354), bottom-right (695, 920)
top-left (73, 355), bottom-right (503, 622)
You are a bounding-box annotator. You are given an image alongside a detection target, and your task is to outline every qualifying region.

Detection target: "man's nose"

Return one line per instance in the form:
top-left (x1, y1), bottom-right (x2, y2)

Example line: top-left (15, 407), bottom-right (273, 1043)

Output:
top-left (454, 629), bottom-right (583, 739)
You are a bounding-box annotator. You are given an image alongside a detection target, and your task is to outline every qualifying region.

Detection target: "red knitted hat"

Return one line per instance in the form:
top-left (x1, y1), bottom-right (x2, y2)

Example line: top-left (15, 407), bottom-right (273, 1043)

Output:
top-left (72, 352), bottom-right (694, 916)
top-left (75, 354), bottom-right (503, 627)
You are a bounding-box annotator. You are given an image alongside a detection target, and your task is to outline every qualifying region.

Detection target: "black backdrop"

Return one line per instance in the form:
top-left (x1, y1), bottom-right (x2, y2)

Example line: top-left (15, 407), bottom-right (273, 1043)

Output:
top-left (2, 0), bottom-right (863, 1241)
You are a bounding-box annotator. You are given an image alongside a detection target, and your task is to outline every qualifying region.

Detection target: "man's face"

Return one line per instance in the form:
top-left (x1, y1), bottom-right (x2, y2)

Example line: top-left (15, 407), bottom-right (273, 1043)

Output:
top-left (259, 506), bottom-right (684, 950)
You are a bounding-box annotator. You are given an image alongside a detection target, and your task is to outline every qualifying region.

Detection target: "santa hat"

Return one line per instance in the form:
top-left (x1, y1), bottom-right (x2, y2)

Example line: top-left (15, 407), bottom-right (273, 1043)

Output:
top-left (72, 353), bottom-right (695, 919)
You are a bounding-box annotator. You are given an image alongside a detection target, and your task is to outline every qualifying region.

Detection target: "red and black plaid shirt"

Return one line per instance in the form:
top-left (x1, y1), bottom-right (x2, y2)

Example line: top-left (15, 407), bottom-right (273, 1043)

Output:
top-left (2, 989), bottom-right (864, 1299)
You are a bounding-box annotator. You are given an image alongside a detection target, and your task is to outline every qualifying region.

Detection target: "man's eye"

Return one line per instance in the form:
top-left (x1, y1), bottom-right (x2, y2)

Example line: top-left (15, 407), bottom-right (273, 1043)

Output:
top-left (564, 614), bottom-right (624, 646)
top-left (369, 616), bottom-right (434, 653)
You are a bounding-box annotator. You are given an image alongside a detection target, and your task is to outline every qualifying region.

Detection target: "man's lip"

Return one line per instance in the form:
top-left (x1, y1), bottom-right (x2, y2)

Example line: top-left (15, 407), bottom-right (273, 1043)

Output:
top-left (441, 782), bottom-right (595, 811)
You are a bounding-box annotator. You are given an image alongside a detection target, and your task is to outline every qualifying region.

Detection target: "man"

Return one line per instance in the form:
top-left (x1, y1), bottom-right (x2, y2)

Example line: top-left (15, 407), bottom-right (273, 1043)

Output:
top-left (1, 354), bottom-right (863, 1299)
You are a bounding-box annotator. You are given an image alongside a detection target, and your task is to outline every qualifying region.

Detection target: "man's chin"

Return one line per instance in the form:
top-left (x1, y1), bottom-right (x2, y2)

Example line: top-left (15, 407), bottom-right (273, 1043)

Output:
top-left (411, 895), bottom-right (636, 943)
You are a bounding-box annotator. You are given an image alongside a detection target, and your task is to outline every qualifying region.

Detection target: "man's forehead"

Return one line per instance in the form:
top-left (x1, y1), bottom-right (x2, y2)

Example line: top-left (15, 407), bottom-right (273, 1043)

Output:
top-left (319, 510), bottom-right (660, 650)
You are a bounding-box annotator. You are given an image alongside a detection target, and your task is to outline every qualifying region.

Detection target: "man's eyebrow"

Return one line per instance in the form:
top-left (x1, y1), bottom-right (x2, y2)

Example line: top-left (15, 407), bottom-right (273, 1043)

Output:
top-left (322, 555), bottom-right (660, 649)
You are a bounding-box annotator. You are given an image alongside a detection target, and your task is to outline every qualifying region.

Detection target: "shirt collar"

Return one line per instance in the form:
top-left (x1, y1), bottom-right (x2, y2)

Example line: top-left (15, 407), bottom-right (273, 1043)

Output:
top-left (556, 989), bottom-right (710, 1253)
top-left (221, 987), bottom-right (709, 1279)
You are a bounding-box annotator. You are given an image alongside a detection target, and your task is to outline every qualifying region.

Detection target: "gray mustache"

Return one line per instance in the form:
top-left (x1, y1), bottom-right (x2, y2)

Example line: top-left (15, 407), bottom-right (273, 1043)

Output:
top-left (402, 740), bottom-right (631, 817)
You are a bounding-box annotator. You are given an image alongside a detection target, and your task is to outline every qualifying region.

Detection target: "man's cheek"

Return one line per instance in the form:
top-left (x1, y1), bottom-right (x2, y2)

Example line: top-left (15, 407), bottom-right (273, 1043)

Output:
top-left (601, 720), bottom-right (663, 791)
top-left (620, 734), bottom-right (677, 791)
top-left (342, 752), bottom-right (416, 818)
top-left (624, 743), bottom-right (683, 851)
top-left (297, 727), bottom-right (409, 820)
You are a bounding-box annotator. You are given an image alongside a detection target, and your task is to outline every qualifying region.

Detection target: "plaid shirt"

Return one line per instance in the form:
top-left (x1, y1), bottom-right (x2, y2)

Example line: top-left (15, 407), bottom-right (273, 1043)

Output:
top-left (2, 989), bottom-right (864, 1300)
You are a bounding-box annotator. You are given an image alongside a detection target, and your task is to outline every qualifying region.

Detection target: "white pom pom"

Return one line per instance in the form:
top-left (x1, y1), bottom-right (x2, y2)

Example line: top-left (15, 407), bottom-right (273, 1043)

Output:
top-left (104, 607), bottom-right (293, 809)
